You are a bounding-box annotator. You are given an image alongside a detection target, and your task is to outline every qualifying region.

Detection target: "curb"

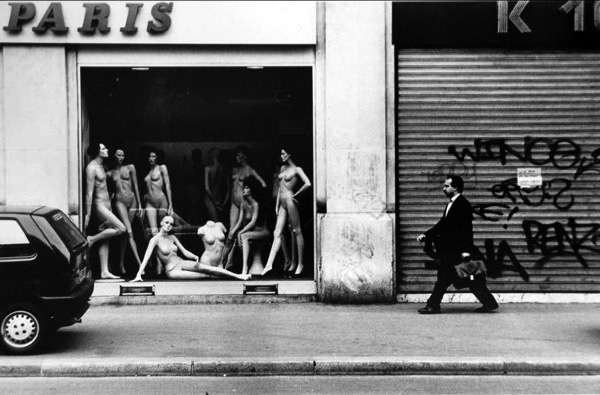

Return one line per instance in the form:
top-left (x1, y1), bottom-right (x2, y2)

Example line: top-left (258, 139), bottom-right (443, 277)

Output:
top-left (1, 357), bottom-right (600, 377)
top-left (90, 294), bottom-right (317, 305)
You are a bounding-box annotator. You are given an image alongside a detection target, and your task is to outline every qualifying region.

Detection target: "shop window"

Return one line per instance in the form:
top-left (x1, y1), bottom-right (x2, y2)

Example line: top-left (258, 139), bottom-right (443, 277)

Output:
top-left (80, 67), bottom-right (314, 281)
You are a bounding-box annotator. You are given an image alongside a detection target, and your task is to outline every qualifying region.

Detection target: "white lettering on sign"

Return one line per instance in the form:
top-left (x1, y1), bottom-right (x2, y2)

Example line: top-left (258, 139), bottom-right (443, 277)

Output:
top-left (497, 0), bottom-right (531, 34)
top-left (517, 168), bottom-right (543, 188)
top-left (560, 0), bottom-right (584, 31)
top-left (498, 0), bottom-right (598, 33)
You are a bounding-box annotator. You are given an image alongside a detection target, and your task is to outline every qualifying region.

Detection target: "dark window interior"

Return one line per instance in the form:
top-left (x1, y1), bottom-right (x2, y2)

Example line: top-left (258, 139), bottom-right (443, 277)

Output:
top-left (81, 66), bottom-right (314, 279)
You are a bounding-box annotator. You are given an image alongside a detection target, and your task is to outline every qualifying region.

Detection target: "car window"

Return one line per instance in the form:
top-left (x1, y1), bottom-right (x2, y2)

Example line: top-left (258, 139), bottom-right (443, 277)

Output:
top-left (46, 211), bottom-right (86, 251)
top-left (0, 220), bottom-right (29, 245)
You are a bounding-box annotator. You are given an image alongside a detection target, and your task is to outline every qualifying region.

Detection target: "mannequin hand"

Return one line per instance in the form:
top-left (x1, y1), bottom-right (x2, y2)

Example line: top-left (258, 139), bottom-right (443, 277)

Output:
top-left (167, 206), bottom-right (174, 216)
top-left (416, 234), bottom-right (426, 243)
top-left (461, 252), bottom-right (471, 261)
top-left (136, 207), bottom-right (143, 218)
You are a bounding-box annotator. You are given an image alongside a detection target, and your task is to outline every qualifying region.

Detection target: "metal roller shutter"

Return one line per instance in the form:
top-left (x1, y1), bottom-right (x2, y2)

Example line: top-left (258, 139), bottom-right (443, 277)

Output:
top-left (397, 50), bottom-right (600, 293)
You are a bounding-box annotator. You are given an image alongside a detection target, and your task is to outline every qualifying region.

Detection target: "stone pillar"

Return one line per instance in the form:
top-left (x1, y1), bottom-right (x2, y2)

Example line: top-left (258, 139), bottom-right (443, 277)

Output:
top-left (2, 46), bottom-right (69, 211)
top-left (318, 2), bottom-right (394, 302)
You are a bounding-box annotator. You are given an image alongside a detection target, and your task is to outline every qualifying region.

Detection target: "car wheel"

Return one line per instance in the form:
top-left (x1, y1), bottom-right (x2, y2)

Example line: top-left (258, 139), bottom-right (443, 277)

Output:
top-left (1, 304), bottom-right (46, 354)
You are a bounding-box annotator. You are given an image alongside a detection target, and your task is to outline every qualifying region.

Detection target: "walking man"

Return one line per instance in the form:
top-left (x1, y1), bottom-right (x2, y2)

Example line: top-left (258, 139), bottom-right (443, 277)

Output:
top-left (416, 175), bottom-right (498, 314)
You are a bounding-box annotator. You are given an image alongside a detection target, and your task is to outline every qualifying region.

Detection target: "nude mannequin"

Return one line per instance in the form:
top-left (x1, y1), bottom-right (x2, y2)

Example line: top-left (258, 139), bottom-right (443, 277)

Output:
top-left (261, 148), bottom-right (311, 277)
top-left (223, 180), bottom-right (269, 275)
top-left (108, 149), bottom-right (143, 275)
top-left (84, 143), bottom-right (126, 280)
top-left (229, 145), bottom-right (266, 230)
top-left (144, 149), bottom-right (174, 236)
top-left (204, 147), bottom-right (229, 223)
top-left (131, 216), bottom-right (251, 282)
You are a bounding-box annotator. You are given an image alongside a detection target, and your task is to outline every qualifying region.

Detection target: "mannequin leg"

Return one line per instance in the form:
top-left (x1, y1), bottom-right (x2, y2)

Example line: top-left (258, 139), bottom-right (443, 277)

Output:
top-left (261, 207), bottom-right (288, 275)
top-left (287, 203), bottom-right (305, 276)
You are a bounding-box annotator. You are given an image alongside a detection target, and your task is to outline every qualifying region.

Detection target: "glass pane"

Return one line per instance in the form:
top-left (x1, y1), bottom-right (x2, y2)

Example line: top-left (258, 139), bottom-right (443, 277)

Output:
top-left (0, 220), bottom-right (29, 245)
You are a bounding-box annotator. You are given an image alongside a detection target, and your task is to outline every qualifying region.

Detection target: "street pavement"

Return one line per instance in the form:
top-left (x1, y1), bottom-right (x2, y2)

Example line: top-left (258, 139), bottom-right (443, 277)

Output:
top-left (1, 303), bottom-right (600, 377)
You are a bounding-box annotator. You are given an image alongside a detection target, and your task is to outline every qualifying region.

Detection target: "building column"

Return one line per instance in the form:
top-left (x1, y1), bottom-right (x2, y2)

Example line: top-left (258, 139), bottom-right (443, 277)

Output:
top-left (2, 46), bottom-right (70, 211)
top-left (318, 2), bottom-right (394, 303)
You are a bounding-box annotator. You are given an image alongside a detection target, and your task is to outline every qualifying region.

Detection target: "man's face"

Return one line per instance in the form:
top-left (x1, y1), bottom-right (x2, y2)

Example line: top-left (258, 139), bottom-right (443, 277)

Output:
top-left (443, 178), bottom-right (458, 198)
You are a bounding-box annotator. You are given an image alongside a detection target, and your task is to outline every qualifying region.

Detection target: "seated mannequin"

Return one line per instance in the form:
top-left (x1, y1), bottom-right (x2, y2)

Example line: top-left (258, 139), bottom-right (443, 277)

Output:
top-left (223, 179), bottom-right (269, 275)
top-left (131, 216), bottom-right (251, 281)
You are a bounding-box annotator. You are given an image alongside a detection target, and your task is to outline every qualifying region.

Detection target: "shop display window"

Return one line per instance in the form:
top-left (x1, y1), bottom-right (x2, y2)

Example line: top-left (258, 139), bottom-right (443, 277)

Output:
top-left (80, 66), bottom-right (314, 281)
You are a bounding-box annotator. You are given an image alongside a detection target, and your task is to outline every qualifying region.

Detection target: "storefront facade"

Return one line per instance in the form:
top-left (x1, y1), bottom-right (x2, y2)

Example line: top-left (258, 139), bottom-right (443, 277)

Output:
top-left (394, 1), bottom-right (600, 298)
top-left (0, 2), bottom-right (396, 302)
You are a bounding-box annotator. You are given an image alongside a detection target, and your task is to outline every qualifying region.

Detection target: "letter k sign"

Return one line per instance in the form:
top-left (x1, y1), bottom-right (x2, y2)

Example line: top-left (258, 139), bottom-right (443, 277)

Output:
top-left (498, 1), bottom-right (531, 33)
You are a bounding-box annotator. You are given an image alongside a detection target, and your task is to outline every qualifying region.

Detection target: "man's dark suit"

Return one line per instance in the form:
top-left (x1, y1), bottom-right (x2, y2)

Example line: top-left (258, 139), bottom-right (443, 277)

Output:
top-left (424, 194), bottom-right (498, 309)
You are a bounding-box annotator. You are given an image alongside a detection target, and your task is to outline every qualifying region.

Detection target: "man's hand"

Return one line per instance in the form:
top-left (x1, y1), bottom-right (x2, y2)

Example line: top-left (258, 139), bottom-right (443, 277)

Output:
top-left (416, 234), bottom-right (426, 243)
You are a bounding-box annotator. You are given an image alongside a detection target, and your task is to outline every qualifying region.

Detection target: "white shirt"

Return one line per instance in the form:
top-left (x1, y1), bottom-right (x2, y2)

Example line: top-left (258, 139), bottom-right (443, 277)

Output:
top-left (444, 193), bottom-right (460, 217)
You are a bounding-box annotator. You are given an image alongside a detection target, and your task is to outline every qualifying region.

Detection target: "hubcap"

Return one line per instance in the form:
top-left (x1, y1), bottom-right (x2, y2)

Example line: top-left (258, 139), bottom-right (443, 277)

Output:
top-left (2, 311), bottom-right (39, 348)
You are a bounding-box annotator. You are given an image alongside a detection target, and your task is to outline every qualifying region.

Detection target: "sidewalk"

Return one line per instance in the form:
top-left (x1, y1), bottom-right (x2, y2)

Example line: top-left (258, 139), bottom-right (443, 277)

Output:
top-left (1, 303), bottom-right (599, 377)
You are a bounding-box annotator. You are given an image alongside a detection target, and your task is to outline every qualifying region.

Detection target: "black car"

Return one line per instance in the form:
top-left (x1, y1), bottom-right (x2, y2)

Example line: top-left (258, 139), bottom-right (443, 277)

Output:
top-left (0, 206), bottom-right (94, 354)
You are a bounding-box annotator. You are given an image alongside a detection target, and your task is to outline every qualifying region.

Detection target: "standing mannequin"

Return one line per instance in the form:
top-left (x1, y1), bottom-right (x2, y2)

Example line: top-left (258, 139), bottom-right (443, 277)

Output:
top-left (84, 142), bottom-right (126, 280)
top-left (144, 148), bottom-right (173, 235)
top-left (180, 149), bottom-right (204, 225)
top-left (143, 148), bottom-right (173, 275)
top-left (261, 148), bottom-right (311, 277)
top-left (108, 149), bottom-right (144, 275)
top-left (204, 147), bottom-right (229, 223)
top-left (229, 145), bottom-right (266, 229)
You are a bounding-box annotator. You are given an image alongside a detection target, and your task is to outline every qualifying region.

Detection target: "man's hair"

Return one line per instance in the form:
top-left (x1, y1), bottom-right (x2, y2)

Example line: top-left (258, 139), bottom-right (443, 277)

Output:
top-left (87, 142), bottom-right (101, 158)
top-left (447, 174), bottom-right (464, 193)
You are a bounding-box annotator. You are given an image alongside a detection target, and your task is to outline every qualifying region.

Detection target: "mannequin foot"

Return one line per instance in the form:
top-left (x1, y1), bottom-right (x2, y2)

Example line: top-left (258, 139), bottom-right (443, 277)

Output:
top-left (100, 271), bottom-right (121, 280)
top-left (294, 264), bottom-right (304, 276)
top-left (260, 266), bottom-right (273, 276)
top-left (240, 274), bottom-right (252, 281)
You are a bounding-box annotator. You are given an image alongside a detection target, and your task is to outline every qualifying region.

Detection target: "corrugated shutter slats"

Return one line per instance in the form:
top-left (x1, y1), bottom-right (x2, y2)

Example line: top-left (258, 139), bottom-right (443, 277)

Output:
top-left (397, 50), bottom-right (600, 293)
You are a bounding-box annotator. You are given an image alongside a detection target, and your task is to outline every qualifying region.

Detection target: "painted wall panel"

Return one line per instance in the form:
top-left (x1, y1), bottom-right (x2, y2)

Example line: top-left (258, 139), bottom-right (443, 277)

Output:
top-left (3, 46), bottom-right (69, 211)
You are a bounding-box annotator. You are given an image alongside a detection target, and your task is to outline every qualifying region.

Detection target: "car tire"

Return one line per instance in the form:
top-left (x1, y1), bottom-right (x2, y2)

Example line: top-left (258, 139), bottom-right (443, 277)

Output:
top-left (0, 303), bottom-right (47, 354)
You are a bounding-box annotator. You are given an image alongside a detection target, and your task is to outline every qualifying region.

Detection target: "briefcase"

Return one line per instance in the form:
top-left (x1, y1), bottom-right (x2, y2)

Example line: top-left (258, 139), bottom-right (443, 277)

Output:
top-left (453, 259), bottom-right (486, 289)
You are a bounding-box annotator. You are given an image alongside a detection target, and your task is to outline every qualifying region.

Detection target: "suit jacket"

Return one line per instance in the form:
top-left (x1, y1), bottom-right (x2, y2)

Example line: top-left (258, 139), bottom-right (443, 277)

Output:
top-left (424, 194), bottom-right (474, 266)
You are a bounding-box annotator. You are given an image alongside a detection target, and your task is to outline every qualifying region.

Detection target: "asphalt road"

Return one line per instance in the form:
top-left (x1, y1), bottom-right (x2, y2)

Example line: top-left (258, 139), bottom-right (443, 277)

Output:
top-left (2, 375), bottom-right (599, 395)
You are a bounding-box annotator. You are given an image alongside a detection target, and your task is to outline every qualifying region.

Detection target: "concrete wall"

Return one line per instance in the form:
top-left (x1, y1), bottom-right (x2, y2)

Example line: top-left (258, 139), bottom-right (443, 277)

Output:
top-left (1, 46), bottom-right (70, 212)
top-left (318, 2), bottom-right (395, 302)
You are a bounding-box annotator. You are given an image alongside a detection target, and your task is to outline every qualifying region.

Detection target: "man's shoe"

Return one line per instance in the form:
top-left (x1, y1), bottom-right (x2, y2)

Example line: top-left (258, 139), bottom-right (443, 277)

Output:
top-left (418, 306), bottom-right (441, 314)
top-left (474, 305), bottom-right (498, 313)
